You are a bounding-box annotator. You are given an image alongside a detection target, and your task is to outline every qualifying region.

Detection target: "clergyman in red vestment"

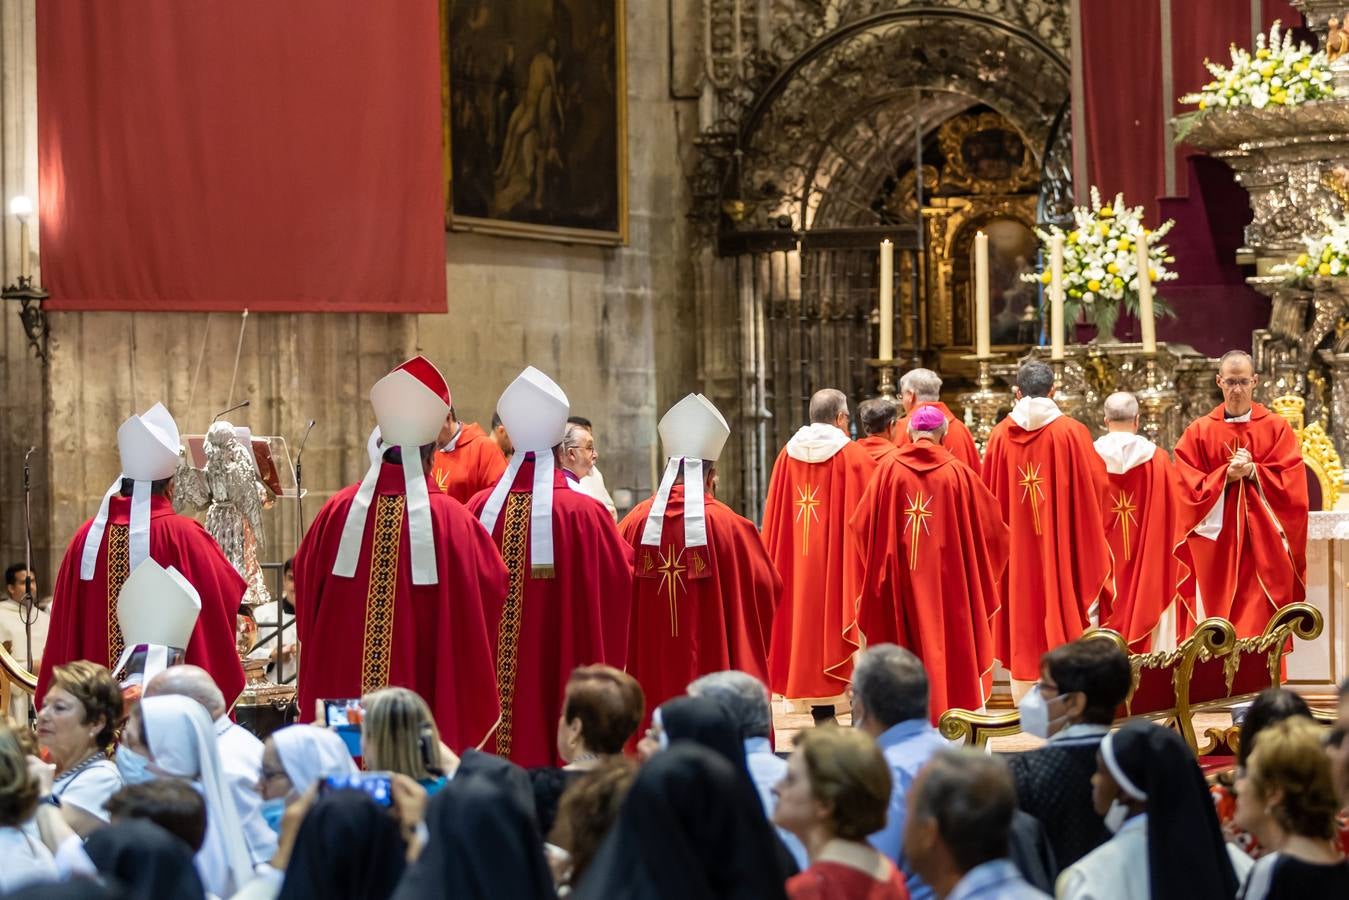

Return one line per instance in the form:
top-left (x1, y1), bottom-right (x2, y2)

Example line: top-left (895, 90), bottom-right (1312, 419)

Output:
top-left (37, 403), bottom-right (245, 707)
top-left (981, 361), bottom-right (1114, 685)
top-left (619, 393), bottom-right (779, 730)
top-left (429, 408), bottom-right (507, 505)
top-left (1173, 351), bottom-right (1308, 637)
top-left (1093, 392), bottom-right (1189, 651)
top-left (855, 397), bottom-right (903, 465)
top-left (850, 406), bottom-right (1008, 719)
top-left (468, 367), bottom-right (634, 767)
top-left (894, 367), bottom-right (981, 474)
top-left (764, 388), bottom-right (877, 714)
top-left (294, 357), bottom-right (506, 752)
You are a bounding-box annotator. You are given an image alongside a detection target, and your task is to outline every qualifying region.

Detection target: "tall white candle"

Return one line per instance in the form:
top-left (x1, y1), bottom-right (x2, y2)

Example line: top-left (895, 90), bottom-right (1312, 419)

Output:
top-left (974, 231), bottom-right (990, 356)
top-left (879, 239), bottom-right (894, 360)
top-left (1136, 232), bottom-right (1156, 354)
top-left (1050, 233), bottom-right (1065, 360)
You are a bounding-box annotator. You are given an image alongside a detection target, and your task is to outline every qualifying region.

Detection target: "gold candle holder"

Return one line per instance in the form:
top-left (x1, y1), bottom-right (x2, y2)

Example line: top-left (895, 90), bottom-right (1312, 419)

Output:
top-left (1135, 353), bottom-right (1180, 446)
top-left (867, 358), bottom-right (899, 399)
top-left (958, 354), bottom-right (1008, 454)
top-left (1050, 357), bottom-right (1088, 423)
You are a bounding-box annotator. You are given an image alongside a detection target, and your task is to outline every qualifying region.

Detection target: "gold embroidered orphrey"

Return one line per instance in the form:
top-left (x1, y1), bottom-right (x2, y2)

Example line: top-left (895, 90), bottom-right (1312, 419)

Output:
top-left (1111, 491), bottom-right (1139, 561)
top-left (794, 482), bottom-right (822, 556)
top-left (360, 494), bottom-right (405, 696)
top-left (494, 492), bottom-right (532, 758)
top-left (106, 525), bottom-right (131, 666)
top-left (1017, 462), bottom-right (1046, 536)
top-left (904, 491), bottom-right (934, 570)
top-left (655, 545), bottom-right (687, 637)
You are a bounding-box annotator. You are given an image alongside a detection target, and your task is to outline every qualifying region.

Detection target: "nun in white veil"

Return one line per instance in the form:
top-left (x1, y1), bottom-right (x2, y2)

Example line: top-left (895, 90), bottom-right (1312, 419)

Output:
top-left (138, 695), bottom-right (257, 897)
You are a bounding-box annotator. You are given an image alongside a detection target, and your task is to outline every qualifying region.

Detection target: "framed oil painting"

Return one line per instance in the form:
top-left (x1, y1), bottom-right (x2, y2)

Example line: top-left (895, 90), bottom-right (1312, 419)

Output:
top-left (441, 0), bottom-right (628, 245)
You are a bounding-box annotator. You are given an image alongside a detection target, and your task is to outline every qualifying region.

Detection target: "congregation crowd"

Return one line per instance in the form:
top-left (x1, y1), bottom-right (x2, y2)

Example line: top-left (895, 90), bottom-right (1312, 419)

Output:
top-left (2, 639), bottom-right (1348, 899)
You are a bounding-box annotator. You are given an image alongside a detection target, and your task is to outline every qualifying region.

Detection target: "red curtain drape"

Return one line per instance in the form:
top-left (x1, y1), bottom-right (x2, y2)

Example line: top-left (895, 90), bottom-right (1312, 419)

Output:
top-left (38, 1), bottom-right (446, 313)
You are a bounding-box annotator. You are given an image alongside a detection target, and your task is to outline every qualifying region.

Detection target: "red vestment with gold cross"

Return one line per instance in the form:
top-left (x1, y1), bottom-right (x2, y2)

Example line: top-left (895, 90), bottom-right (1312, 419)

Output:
top-left (619, 483), bottom-right (780, 732)
top-left (982, 410), bottom-right (1114, 681)
top-left (851, 442), bottom-right (1008, 718)
top-left (37, 494), bottom-right (246, 707)
top-left (294, 462), bottom-right (507, 752)
top-left (763, 433), bottom-right (877, 700)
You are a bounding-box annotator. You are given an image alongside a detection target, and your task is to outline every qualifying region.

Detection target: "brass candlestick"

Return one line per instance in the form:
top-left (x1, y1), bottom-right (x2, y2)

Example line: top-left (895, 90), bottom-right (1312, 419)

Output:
top-left (958, 355), bottom-right (1008, 454)
top-left (867, 358), bottom-right (899, 399)
top-left (1135, 353), bottom-right (1180, 446)
top-left (1050, 356), bottom-right (1088, 422)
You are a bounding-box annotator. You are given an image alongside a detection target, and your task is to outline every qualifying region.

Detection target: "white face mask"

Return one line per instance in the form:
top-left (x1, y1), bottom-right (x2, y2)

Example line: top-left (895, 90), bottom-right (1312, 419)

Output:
top-left (1018, 689), bottom-right (1053, 739)
top-left (1103, 798), bottom-right (1132, 833)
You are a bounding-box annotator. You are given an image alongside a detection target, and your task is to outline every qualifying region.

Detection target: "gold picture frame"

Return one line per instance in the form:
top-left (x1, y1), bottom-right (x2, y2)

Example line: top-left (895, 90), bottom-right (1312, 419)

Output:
top-left (440, 0), bottom-right (629, 246)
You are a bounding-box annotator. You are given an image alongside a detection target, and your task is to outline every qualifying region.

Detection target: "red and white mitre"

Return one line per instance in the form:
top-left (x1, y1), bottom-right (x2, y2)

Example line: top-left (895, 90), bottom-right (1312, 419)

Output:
top-left (641, 394), bottom-right (730, 550)
top-left (333, 356), bottom-right (451, 585)
top-left (112, 558), bottom-right (202, 685)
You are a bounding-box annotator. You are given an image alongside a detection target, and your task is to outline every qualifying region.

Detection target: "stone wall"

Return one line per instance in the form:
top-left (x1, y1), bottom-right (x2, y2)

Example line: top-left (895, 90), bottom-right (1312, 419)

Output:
top-left (0, 1), bottom-right (698, 582)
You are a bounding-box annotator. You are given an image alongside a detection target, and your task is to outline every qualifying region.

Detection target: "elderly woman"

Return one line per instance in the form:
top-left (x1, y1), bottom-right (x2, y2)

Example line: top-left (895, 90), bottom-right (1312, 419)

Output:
top-left (772, 728), bottom-right (907, 899)
top-left (130, 694), bottom-right (255, 898)
top-left (532, 664), bottom-right (643, 838)
top-left (259, 725), bottom-right (358, 829)
top-left (37, 661), bottom-right (124, 835)
top-left (1234, 717), bottom-right (1349, 897)
top-left (0, 723), bottom-right (57, 892)
top-left (361, 687), bottom-right (456, 794)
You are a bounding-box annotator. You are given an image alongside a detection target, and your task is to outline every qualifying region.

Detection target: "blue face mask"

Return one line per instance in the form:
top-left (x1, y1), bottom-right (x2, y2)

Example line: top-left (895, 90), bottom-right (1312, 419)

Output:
top-left (115, 745), bottom-right (154, 785)
top-left (260, 797), bottom-right (287, 835)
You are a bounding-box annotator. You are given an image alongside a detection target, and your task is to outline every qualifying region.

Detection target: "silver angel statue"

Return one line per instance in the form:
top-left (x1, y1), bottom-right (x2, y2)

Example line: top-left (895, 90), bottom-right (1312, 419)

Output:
top-left (175, 421), bottom-right (272, 608)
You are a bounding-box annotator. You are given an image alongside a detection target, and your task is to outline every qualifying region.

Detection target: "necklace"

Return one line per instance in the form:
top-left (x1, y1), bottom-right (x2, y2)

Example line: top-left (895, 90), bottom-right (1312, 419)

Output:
top-left (566, 752), bottom-right (603, 770)
top-left (53, 751), bottom-right (104, 788)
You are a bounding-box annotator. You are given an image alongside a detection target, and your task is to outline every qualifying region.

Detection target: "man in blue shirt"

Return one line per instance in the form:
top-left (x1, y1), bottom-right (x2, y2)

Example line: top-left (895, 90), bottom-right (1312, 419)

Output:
top-left (852, 643), bottom-right (950, 900)
top-left (903, 749), bottom-right (1050, 899)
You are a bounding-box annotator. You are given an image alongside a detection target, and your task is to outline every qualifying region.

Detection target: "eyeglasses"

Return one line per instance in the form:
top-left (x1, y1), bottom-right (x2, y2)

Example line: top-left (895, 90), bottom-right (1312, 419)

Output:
top-left (260, 767), bottom-right (290, 783)
top-left (1219, 378), bottom-right (1254, 389)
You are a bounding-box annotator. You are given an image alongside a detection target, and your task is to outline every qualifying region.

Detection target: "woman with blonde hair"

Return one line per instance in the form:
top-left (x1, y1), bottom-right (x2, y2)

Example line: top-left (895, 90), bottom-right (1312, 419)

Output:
top-left (773, 727), bottom-right (908, 899)
top-left (1235, 717), bottom-right (1349, 898)
top-left (361, 687), bottom-right (455, 793)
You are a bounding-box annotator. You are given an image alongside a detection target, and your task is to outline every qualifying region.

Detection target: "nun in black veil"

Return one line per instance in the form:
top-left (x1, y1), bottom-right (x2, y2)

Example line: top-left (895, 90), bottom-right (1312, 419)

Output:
top-left (572, 743), bottom-right (791, 900)
top-left (392, 773), bottom-right (555, 900)
top-left (1056, 719), bottom-right (1243, 900)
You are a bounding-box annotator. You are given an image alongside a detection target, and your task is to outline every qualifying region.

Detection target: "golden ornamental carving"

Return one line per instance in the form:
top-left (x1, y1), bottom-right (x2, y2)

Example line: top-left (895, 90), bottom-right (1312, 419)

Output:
top-left (937, 112), bottom-right (1039, 195)
top-left (1272, 392), bottom-right (1342, 508)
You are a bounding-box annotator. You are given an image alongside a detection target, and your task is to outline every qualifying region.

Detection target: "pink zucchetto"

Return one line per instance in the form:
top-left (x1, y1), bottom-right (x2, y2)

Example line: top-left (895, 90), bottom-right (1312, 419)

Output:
top-left (909, 406), bottom-right (948, 432)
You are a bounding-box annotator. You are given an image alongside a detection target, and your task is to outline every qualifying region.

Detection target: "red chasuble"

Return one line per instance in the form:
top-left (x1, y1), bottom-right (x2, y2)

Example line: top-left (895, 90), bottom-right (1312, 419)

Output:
top-left (982, 405), bottom-right (1114, 681)
top-left (763, 429), bottom-right (877, 699)
top-left (37, 495), bottom-right (245, 707)
top-left (467, 458), bottom-right (634, 767)
top-left (293, 463), bottom-right (507, 752)
top-left (895, 401), bottom-right (981, 474)
top-left (430, 422), bottom-right (508, 505)
top-left (850, 442), bottom-right (1008, 719)
top-left (1173, 403), bottom-right (1308, 636)
top-left (856, 435), bottom-right (901, 465)
top-left (619, 484), bottom-right (780, 729)
top-left (1094, 434), bottom-right (1190, 650)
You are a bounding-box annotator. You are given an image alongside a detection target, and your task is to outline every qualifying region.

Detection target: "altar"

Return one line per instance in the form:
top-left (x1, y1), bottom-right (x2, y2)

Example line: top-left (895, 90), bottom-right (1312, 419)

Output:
top-left (1295, 510), bottom-right (1349, 697)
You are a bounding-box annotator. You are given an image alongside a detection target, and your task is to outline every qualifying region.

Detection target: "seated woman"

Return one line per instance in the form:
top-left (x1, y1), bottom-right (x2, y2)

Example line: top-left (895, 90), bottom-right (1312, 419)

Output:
top-left (1211, 688), bottom-right (1313, 858)
top-left (133, 694), bottom-right (256, 898)
top-left (276, 790), bottom-right (408, 900)
top-left (549, 758), bottom-right (638, 892)
top-left (1057, 719), bottom-right (1242, 900)
top-left (36, 661), bottom-right (124, 835)
top-left (361, 688), bottom-right (455, 795)
top-left (0, 722), bottom-right (57, 892)
top-left (773, 728), bottom-right (908, 900)
top-left (531, 664), bottom-right (643, 839)
top-left (1235, 717), bottom-right (1349, 898)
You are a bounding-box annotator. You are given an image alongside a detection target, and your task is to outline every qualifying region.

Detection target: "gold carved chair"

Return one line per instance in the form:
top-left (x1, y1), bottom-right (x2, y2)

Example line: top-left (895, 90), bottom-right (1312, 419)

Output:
top-left (1271, 393), bottom-right (1342, 510)
top-left (0, 639), bottom-right (37, 721)
top-left (938, 603), bottom-right (1324, 754)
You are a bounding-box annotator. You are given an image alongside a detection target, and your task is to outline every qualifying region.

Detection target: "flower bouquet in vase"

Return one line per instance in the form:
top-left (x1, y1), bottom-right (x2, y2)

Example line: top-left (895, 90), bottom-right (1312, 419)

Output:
top-left (1022, 187), bottom-right (1178, 342)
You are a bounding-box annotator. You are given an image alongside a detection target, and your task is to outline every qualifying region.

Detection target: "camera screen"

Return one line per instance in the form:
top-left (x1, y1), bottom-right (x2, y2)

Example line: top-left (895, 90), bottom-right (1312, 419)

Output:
top-left (321, 773), bottom-right (394, 808)
top-left (323, 698), bottom-right (362, 727)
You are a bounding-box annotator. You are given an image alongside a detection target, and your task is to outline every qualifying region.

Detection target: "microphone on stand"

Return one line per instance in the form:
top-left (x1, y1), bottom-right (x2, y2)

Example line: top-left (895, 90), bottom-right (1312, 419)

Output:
top-left (212, 399), bottom-right (251, 423)
top-left (20, 447), bottom-right (37, 692)
top-left (282, 419), bottom-right (316, 688)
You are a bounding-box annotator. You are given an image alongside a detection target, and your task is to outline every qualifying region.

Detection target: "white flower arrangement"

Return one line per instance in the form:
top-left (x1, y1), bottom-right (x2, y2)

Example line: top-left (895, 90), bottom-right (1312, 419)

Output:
top-left (1272, 215), bottom-right (1349, 281)
top-left (1180, 21), bottom-right (1334, 113)
top-left (1021, 188), bottom-right (1178, 331)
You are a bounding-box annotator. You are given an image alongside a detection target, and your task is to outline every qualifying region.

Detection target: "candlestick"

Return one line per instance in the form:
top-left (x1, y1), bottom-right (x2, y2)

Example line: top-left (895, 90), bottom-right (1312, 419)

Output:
top-left (1050, 233), bottom-right (1065, 360)
top-left (957, 353), bottom-right (1008, 455)
top-left (974, 232), bottom-right (990, 356)
top-left (1136, 232), bottom-right (1156, 354)
top-left (879, 239), bottom-right (894, 361)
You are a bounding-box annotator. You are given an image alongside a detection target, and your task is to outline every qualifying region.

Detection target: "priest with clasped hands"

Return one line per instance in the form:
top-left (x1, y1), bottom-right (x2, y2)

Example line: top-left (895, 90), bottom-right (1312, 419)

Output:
top-left (1173, 350), bottom-right (1308, 637)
